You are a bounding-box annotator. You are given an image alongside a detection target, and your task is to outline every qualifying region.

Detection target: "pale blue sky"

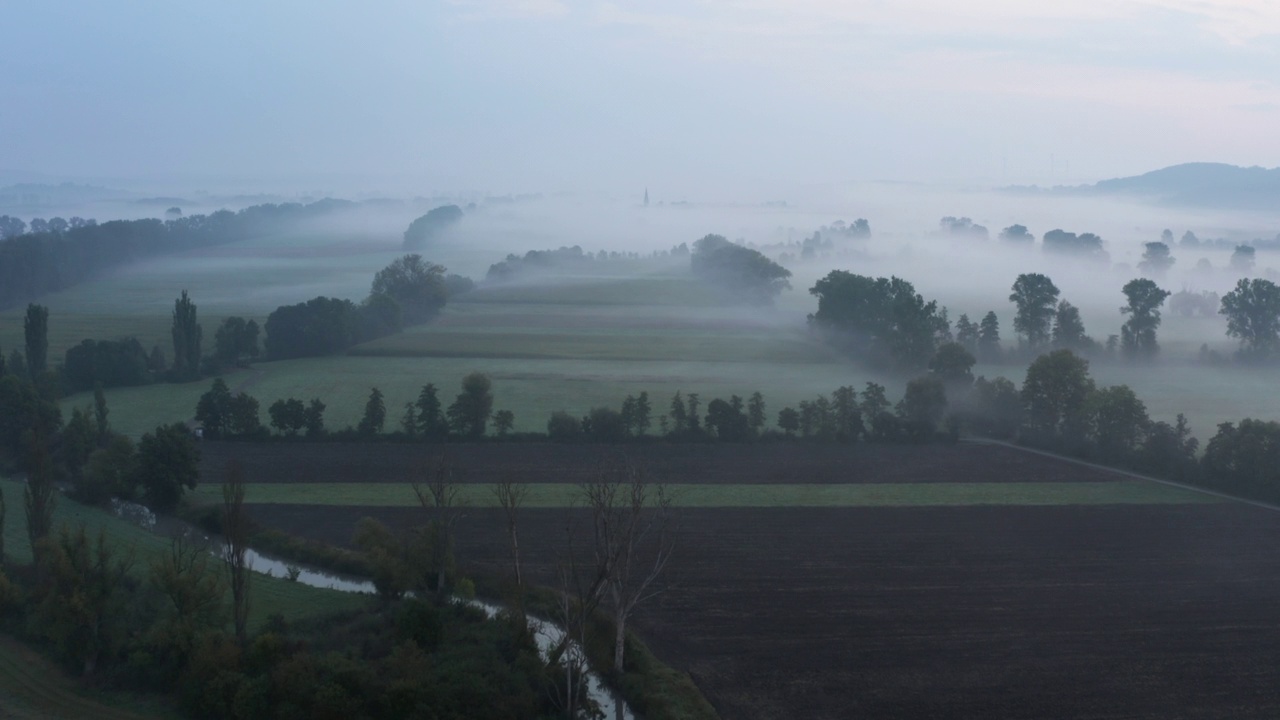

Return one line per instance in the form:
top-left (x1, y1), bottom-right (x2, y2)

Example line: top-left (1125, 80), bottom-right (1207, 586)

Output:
top-left (3, 1), bottom-right (1279, 198)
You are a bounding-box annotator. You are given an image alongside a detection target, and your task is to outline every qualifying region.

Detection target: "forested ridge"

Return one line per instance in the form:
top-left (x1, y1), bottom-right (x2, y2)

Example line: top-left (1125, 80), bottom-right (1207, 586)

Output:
top-left (0, 199), bottom-right (356, 309)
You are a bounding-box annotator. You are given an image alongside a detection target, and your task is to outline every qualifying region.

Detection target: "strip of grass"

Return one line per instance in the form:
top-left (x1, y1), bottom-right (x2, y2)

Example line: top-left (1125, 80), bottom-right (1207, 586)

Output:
top-left (0, 634), bottom-right (183, 720)
top-left (0, 480), bottom-right (365, 631)
top-left (186, 480), bottom-right (1220, 508)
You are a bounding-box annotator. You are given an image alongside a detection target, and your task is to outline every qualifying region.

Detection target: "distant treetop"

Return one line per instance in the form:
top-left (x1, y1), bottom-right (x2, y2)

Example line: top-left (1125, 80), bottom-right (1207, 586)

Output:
top-left (403, 204), bottom-right (464, 250)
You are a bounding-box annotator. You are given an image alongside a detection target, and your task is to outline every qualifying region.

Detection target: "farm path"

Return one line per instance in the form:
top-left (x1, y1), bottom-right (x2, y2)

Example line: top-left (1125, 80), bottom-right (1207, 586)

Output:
top-left (965, 438), bottom-right (1280, 513)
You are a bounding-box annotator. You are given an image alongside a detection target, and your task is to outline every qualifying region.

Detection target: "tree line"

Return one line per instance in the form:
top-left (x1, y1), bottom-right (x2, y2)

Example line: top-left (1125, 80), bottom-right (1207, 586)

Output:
top-left (810, 269), bottom-right (1280, 368)
top-left (0, 199), bottom-right (358, 310)
top-left (6, 254), bottom-right (474, 397)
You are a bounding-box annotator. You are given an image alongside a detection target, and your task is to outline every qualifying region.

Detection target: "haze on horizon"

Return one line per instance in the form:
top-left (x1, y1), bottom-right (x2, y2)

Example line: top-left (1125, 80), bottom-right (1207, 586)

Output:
top-left (4, 0), bottom-right (1280, 199)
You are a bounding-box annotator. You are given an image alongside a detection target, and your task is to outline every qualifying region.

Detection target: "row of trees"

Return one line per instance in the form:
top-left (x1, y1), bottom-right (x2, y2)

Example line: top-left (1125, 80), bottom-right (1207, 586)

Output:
top-left (812, 268), bottom-right (1280, 368)
top-left (193, 371), bottom-right (507, 441)
top-left (0, 199), bottom-right (357, 310)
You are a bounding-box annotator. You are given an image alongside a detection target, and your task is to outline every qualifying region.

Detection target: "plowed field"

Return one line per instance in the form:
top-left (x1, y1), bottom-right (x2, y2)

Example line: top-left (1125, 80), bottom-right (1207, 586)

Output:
top-left (229, 441), bottom-right (1280, 719)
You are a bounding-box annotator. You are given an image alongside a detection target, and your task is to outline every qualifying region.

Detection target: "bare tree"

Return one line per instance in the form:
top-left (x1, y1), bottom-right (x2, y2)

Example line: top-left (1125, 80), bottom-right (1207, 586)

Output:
top-left (549, 512), bottom-right (609, 720)
top-left (582, 458), bottom-right (675, 674)
top-left (222, 459), bottom-right (252, 644)
top-left (492, 479), bottom-right (529, 589)
top-left (412, 455), bottom-right (464, 595)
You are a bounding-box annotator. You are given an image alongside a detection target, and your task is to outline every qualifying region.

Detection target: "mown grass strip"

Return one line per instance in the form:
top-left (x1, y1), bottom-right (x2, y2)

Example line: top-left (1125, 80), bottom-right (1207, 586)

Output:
top-left (187, 480), bottom-right (1221, 508)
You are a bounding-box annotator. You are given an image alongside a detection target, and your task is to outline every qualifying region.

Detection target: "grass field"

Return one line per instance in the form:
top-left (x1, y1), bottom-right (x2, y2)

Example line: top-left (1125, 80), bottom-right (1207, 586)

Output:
top-left (0, 634), bottom-right (182, 720)
top-left (0, 221), bottom-right (1271, 445)
top-left (188, 479), bottom-right (1217, 507)
top-left (0, 480), bottom-right (365, 630)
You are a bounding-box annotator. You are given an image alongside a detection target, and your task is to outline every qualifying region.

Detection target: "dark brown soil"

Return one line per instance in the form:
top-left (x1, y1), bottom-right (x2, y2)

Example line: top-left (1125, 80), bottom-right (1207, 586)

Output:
top-left (200, 440), bottom-right (1125, 485)
top-left (257, 501), bottom-right (1280, 720)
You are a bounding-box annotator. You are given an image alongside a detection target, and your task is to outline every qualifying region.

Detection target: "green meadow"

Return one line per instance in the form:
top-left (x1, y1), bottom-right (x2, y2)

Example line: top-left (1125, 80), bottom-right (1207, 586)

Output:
top-left (0, 480), bottom-right (365, 630)
top-left (0, 221), bottom-right (1273, 442)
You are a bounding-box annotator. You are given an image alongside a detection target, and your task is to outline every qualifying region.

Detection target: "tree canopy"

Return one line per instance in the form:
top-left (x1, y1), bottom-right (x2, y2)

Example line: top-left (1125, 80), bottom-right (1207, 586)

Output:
top-left (1009, 273), bottom-right (1059, 350)
top-left (690, 234), bottom-right (792, 304)
top-left (809, 271), bottom-right (948, 370)
top-left (370, 254), bottom-right (449, 325)
top-left (1220, 278), bottom-right (1280, 361)
top-left (403, 205), bottom-right (464, 251)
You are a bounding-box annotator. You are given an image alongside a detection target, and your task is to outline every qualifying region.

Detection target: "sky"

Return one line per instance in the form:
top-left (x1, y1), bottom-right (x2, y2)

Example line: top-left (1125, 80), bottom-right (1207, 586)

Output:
top-left (3, 0), bottom-right (1280, 199)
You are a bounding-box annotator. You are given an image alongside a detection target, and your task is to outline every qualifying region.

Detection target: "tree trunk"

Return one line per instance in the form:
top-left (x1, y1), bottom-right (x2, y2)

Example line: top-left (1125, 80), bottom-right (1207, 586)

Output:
top-left (614, 610), bottom-right (626, 673)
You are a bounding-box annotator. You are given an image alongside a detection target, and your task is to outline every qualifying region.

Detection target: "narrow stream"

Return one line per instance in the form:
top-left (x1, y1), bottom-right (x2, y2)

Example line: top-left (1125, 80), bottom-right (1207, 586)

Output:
top-left (114, 500), bottom-right (635, 719)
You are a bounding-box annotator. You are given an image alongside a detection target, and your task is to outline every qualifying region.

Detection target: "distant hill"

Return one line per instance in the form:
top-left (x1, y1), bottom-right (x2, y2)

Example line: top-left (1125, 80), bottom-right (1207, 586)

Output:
top-left (1007, 163), bottom-right (1280, 210)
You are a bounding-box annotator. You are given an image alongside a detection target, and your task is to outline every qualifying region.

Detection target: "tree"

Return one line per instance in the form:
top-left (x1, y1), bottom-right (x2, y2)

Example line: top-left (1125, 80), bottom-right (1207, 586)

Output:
top-left (830, 386), bottom-right (863, 442)
top-left (493, 410), bottom-right (515, 437)
top-left (978, 311), bottom-right (1001, 362)
top-left (82, 435), bottom-right (137, 503)
top-left (1084, 385), bottom-right (1150, 463)
top-left (1140, 413), bottom-right (1198, 481)
top-left (148, 534), bottom-right (224, 673)
top-left (446, 372), bottom-right (493, 437)
top-left (136, 423), bottom-right (200, 513)
top-left (1230, 244), bottom-right (1256, 274)
top-left (1201, 419), bottom-right (1280, 500)
top-left (370, 255), bottom-right (449, 325)
top-left (414, 384), bottom-right (445, 437)
top-left (24, 423), bottom-right (57, 551)
top-left (705, 398), bottom-right (750, 441)
top-left (954, 314), bottom-right (979, 354)
top-left (1220, 278), bottom-right (1280, 361)
top-left (690, 234), bottom-right (792, 304)
top-left (1021, 349), bottom-right (1095, 446)
top-left (897, 375), bottom-right (948, 439)
top-left (1009, 274), bottom-right (1060, 350)
top-left (303, 398), bottom-right (326, 437)
top-left (268, 398), bottom-right (307, 435)
top-left (580, 460), bottom-right (674, 673)
top-left (413, 457), bottom-right (463, 595)
top-left (222, 460), bottom-right (251, 645)
top-left (860, 382), bottom-right (896, 440)
top-left (61, 407), bottom-right (97, 489)
top-left (358, 387), bottom-right (386, 435)
top-left (492, 480), bottom-right (529, 598)
top-left (777, 407), bottom-right (799, 436)
top-left (23, 303), bottom-right (48, 377)
top-left (1138, 242), bottom-right (1174, 277)
top-left (547, 411), bottom-right (583, 440)
top-left (170, 291), bottom-right (202, 381)
top-left (929, 342), bottom-right (976, 388)
top-left (967, 376), bottom-right (1022, 438)
top-left (403, 205), bottom-right (464, 251)
top-left (668, 392), bottom-right (689, 434)
top-left (998, 224), bottom-right (1034, 244)
top-left (747, 392), bottom-right (766, 435)
top-left (213, 317), bottom-right (260, 366)
top-left (1120, 279), bottom-right (1171, 360)
top-left (93, 383), bottom-right (110, 442)
top-left (263, 296), bottom-right (362, 359)
top-left (1042, 229), bottom-right (1108, 262)
top-left (195, 379), bottom-right (235, 438)
top-left (1051, 301), bottom-right (1092, 352)
top-left (31, 525), bottom-right (134, 676)
top-left (226, 392), bottom-right (261, 437)
top-left (809, 271), bottom-right (946, 369)
top-left (584, 407), bottom-right (627, 441)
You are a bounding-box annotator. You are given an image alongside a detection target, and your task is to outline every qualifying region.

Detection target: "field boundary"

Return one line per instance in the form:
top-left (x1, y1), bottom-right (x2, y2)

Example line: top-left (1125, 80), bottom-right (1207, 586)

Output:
top-left (965, 437), bottom-right (1280, 513)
